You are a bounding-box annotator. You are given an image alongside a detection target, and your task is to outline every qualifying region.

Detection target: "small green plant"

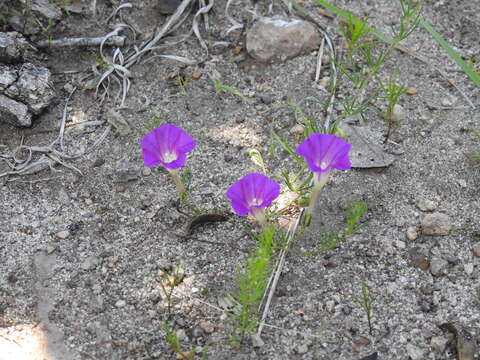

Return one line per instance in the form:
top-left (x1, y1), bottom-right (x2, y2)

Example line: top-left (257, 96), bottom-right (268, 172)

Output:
top-left (230, 225), bottom-right (276, 345)
top-left (353, 277), bottom-right (375, 335)
top-left (40, 17), bottom-right (56, 45)
top-left (163, 321), bottom-right (195, 359)
top-left (209, 70), bottom-right (247, 101)
top-left (380, 75), bottom-right (407, 142)
top-left (158, 263), bottom-right (184, 314)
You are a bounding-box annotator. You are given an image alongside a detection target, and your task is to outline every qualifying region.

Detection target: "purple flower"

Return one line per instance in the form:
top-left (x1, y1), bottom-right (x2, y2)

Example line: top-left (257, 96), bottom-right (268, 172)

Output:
top-left (296, 133), bottom-right (351, 174)
top-left (140, 124), bottom-right (196, 170)
top-left (226, 173), bottom-right (280, 219)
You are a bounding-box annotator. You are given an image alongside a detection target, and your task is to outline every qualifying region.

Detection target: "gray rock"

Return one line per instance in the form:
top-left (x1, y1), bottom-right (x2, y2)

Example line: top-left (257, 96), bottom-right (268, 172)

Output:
top-left (4, 63), bottom-right (55, 115)
top-left (430, 257), bottom-right (448, 276)
top-left (392, 104), bottom-right (406, 122)
top-left (246, 17), bottom-right (320, 63)
top-left (464, 263), bottom-right (474, 275)
top-left (0, 32), bottom-right (28, 63)
top-left (430, 335), bottom-right (448, 353)
top-left (0, 63), bottom-right (55, 127)
top-left (421, 213), bottom-right (452, 236)
top-left (115, 300), bottom-right (126, 308)
top-left (259, 93), bottom-right (274, 105)
top-left (81, 256), bottom-right (100, 271)
top-left (417, 199), bottom-right (438, 212)
top-left (55, 230), bottom-right (70, 239)
top-left (20, 0), bottom-right (63, 21)
top-left (406, 226), bottom-right (419, 241)
top-left (0, 94), bottom-right (31, 126)
top-left (296, 343), bottom-right (309, 354)
top-left (339, 121), bottom-right (396, 168)
top-left (406, 343), bottom-right (424, 360)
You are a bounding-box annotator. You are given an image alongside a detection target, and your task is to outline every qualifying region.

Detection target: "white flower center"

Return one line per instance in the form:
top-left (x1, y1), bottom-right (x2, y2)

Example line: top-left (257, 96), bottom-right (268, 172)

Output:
top-left (249, 197), bottom-right (262, 207)
top-left (319, 160), bottom-right (328, 170)
top-left (162, 151), bottom-right (177, 163)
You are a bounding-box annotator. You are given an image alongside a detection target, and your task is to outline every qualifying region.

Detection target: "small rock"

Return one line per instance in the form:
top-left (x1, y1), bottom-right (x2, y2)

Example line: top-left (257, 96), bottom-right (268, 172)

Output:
top-left (441, 95), bottom-right (456, 107)
top-left (115, 300), bottom-right (126, 308)
top-left (192, 71), bottom-right (203, 80)
top-left (417, 199), bottom-right (438, 212)
top-left (406, 343), bottom-right (424, 360)
top-left (410, 255), bottom-right (430, 270)
top-left (175, 329), bottom-right (187, 342)
top-left (259, 93), bottom-right (274, 105)
top-left (464, 263), bottom-right (474, 275)
top-left (46, 245), bottom-right (57, 254)
top-left (92, 158), bottom-right (105, 167)
top-left (0, 94), bottom-right (31, 127)
top-left (406, 226), bottom-right (419, 241)
top-left (395, 240), bottom-right (406, 249)
top-left (289, 124), bottom-right (305, 135)
top-left (85, 198), bottom-right (94, 206)
top-left (406, 87), bottom-right (418, 95)
top-left (325, 300), bottom-right (335, 313)
top-left (421, 213), bottom-right (452, 236)
top-left (318, 76), bottom-right (330, 89)
top-left (251, 334), bottom-right (265, 347)
top-left (353, 336), bottom-right (371, 346)
top-left (224, 154), bottom-right (233, 162)
top-left (115, 184), bottom-right (126, 193)
top-left (27, 0), bottom-right (63, 20)
top-left (457, 179), bottom-right (467, 188)
top-left (142, 167), bottom-right (152, 176)
top-left (198, 321), bottom-right (215, 334)
top-left (296, 343), bottom-right (309, 354)
top-left (472, 243), bottom-right (480, 257)
top-left (56, 230), bottom-right (70, 239)
top-left (246, 17), bottom-right (321, 63)
top-left (430, 258), bottom-right (448, 276)
top-left (392, 104), bottom-right (406, 122)
top-left (0, 32), bottom-right (28, 63)
top-left (430, 335), bottom-right (448, 353)
top-left (81, 256), bottom-right (99, 271)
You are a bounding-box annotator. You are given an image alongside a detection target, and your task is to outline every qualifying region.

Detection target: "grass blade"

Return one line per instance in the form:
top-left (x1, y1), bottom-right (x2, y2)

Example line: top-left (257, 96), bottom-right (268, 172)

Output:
top-left (419, 18), bottom-right (480, 88)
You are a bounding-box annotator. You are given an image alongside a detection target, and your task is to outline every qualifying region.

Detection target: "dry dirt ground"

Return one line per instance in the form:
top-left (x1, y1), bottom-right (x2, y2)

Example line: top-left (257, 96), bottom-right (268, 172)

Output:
top-left (1, 0), bottom-right (479, 359)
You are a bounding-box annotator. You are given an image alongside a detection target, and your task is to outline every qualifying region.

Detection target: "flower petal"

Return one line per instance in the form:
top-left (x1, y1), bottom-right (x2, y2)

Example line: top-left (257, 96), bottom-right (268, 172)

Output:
top-left (140, 124), bottom-right (195, 169)
top-left (226, 173), bottom-right (280, 216)
top-left (296, 133), bottom-right (351, 173)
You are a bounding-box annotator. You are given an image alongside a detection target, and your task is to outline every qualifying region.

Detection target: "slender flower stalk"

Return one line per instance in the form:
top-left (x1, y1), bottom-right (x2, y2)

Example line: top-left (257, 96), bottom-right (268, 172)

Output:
top-left (140, 124), bottom-right (195, 199)
top-left (226, 173), bottom-right (280, 227)
top-left (296, 133), bottom-right (351, 224)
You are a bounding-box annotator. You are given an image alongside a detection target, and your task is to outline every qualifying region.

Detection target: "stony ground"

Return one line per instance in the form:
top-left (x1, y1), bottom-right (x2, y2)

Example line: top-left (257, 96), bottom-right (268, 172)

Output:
top-left (0, 0), bottom-right (479, 359)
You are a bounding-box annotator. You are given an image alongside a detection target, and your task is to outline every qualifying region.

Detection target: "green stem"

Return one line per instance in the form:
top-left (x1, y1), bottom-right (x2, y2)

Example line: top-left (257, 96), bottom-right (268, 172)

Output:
top-left (168, 169), bottom-right (186, 200)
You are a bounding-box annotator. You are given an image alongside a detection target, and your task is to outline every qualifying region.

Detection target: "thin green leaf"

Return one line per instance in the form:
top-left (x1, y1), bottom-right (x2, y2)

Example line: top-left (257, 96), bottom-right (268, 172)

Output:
top-left (419, 18), bottom-right (480, 88)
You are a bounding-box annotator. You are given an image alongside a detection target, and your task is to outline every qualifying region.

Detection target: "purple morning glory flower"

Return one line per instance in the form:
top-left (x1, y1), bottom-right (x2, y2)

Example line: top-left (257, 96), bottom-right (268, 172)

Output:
top-left (226, 173), bottom-right (280, 223)
top-left (140, 124), bottom-right (196, 170)
top-left (296, 133), bottom-right (351, 174)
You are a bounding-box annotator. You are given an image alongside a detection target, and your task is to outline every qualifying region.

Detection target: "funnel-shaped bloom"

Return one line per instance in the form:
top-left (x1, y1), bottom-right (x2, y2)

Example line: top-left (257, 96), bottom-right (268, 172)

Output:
top-left (140, 124), bottom-right (196, 170)
top-left (296, 133), bottom-right (351, 225)
top-left (296, 133), bottom-right (351, 176)
top-left (226, 173), bottom-right (280, 225)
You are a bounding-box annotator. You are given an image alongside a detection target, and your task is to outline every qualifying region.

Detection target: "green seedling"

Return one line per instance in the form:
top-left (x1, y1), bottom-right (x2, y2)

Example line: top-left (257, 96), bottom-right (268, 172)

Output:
top-left (380, 75), bottom-right (407, 142)
top-left (163, 321), bottom-right (195, 359)
top-left (158, 263), bottom-right (184, 314)
top-left (353, 277), bottom-right (375, 335)
top-left (230, 225), bottom-right (275, 346)
top-left (209, 70), bottom-right (247, 101)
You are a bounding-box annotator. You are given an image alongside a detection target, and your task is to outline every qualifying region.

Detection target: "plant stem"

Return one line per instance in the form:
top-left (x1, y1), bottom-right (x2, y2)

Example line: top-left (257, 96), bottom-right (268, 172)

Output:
top-left (169, 169), bottom-right (186, 200)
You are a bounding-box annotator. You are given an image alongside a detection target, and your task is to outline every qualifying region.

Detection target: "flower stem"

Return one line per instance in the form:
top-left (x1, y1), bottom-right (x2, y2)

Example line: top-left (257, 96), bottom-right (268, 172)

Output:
top-left (168, 170), bottom-right (186, 200)
top-left (305, 172), bottom-right (330, 224)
